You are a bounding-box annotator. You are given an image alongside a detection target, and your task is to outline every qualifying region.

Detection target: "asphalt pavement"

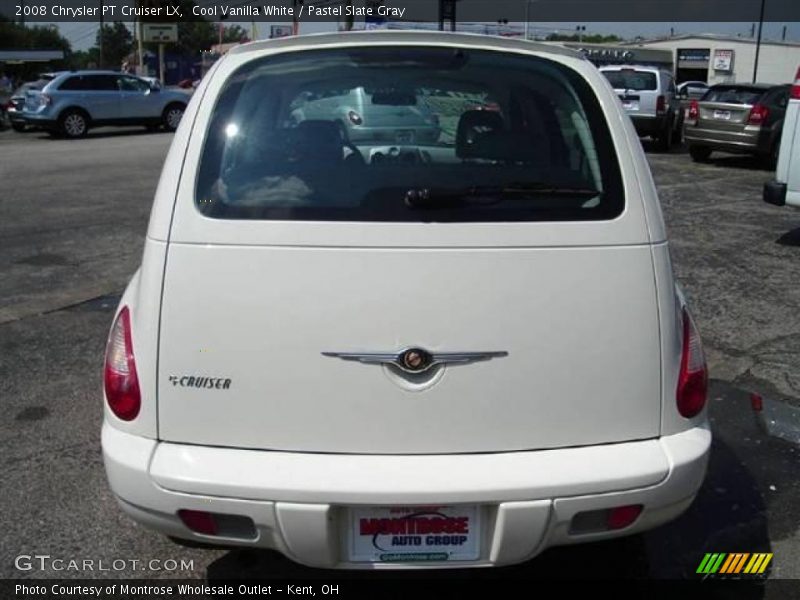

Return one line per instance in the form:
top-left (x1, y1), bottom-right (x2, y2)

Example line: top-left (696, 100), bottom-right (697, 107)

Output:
top-left (0, 127), bottom-right (798, 587)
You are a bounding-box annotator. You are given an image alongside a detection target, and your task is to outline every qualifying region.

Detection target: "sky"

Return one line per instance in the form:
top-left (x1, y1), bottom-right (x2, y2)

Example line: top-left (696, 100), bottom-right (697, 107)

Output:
top-left (54, 20), bottom-right (800, 52)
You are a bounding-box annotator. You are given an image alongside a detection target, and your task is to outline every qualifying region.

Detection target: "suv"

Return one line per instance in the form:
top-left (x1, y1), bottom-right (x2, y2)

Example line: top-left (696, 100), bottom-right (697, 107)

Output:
top-left (102, 32), bottom-right (710, 569)
top-left (764, 67), bottom-right (800, 207)
top-left (684, 83), bottom-right (790, 165)
top-left (599, 65), bottom-right (680, 150)
top-left (22, 70), bottom-right (189, 138)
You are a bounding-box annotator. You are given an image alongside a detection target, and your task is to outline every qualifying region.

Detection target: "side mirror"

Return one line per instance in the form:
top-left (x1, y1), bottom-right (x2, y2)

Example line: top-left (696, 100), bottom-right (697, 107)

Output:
top-left (149, 83), bottom-right (161, 92)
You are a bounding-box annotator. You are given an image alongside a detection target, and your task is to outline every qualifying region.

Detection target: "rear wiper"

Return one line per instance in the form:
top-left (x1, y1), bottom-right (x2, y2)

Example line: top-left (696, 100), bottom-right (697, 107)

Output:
top-left (404, 183), bottom-right (602, 209)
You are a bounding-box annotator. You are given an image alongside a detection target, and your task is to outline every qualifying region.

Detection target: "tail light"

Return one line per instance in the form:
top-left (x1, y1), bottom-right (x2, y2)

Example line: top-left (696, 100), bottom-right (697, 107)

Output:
top-left (104, 306), bottom-right (141, 421)
top-left (687, 99), bottom-right (699, 121)
top-left (347, 110), bottom-right (363, 126)
top-left (677, 308), bottom-right (708, 418)
top-left (791, 66), bottom-right (800, 100)
top-left (607, 505), bottom-right (643, 530)
top-left (747, 103), bottom-right (769, 125)
top-left (656, 95), bottom-right (666, 115)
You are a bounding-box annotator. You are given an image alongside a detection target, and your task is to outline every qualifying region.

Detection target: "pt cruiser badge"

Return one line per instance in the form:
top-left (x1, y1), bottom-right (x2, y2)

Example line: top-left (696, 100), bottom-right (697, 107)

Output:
top-left (321, 348), bottom-right (508, 374)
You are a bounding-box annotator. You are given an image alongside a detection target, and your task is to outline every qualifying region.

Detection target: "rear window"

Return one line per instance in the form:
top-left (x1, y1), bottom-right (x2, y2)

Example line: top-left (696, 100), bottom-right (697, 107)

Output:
top-left (702, 86), bottom-right (765, 105)
top-left (601, 69), bottom-right (657, 91)
top-left (196, 47), bottom-right (624, 222)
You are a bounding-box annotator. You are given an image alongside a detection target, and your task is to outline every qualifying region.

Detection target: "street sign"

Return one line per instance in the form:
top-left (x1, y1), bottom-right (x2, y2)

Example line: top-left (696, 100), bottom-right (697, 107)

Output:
top-left (142, 23), bottom-right (178, 43)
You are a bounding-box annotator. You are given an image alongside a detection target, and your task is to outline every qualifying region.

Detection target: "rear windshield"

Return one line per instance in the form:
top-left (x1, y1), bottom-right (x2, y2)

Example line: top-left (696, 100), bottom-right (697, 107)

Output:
top-left (601, 70), bottom-right (657, 91)
top-left (196, 47), bottom-right (624, 222)
top-left (702, 86), bottom-right (765, 105)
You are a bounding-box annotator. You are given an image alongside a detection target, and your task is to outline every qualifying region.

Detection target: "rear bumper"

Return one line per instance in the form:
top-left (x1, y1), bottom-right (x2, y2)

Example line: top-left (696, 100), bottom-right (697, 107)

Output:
top-left (23, 114), bottom-right (57, 130)
top-left (102, 422), bottom-right (710, 569)
top-left (763, 180), bottom-right (787, 207)
top-left (630, 114), bottom-right (668, 137)
top-left (684, 126), bottom-right (766, 154)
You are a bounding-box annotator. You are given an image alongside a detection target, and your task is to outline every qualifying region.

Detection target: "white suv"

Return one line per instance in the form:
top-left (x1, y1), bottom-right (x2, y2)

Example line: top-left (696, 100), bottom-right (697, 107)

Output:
top-left (102, 32), bottom-right (711, 569)
top-left (764, 65), bottom-right (800, 208)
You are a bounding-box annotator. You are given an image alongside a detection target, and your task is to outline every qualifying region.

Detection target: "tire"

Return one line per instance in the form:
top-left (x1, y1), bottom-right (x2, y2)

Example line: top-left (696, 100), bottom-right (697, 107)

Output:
top-left (656, 119), bottom-right (674, 152)
top-left (11, 122), bottom-right (27, 133)
top-left (689, 145), bottom-right (712, 162)
top-left (162, 103), bottom-right (185, 132)
top-left (59, 109), bottom-right (89, 139)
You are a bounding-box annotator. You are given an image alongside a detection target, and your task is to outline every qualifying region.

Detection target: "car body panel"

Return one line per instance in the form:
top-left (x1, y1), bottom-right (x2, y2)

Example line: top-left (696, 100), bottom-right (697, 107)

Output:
top-left (21, 70), bottom-right (189, 131)
top-left (102, 32), bottom-right (708, 568)
top-left (684, 83), bottom-right (789, 155)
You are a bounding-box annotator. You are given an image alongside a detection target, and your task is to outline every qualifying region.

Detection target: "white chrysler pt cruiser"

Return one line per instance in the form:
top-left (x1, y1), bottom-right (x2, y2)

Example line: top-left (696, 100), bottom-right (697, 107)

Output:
top-left (102, 31), bottom-right (711, 569)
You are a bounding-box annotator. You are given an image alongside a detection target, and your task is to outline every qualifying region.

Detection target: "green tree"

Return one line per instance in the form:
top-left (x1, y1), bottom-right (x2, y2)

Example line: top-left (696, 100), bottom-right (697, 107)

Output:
top-left (0, 17), bottom-right (72, 80)
top-left (97, 21), bottom-right (133, 69)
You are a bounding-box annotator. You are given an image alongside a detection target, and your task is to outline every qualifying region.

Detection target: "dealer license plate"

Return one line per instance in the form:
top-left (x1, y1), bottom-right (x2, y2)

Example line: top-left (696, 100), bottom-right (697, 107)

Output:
top-left (348, 505), bottom-right (481, 563)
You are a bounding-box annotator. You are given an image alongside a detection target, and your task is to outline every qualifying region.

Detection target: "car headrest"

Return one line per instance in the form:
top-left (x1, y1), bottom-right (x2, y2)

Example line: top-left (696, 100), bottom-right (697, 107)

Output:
top-left (456, 110), bottom-right (505, 159)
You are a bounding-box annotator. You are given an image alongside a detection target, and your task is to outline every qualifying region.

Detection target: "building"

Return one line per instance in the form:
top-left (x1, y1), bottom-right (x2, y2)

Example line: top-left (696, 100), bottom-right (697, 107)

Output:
top-left (556, 42), bottom-right (673, 71)
top-left (622, 33), bottom-right (800, 85)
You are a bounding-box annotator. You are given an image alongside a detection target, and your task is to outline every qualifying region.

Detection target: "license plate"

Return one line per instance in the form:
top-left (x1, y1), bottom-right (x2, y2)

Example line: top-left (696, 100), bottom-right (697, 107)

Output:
top-left (348, 505), bottom-right (481, 562)
top-left (395, 130), bottom-right (415, 144)
top-left (621, 100), bottom-right (639, 111)
top-left (714, 109), bottom-right (731, 120)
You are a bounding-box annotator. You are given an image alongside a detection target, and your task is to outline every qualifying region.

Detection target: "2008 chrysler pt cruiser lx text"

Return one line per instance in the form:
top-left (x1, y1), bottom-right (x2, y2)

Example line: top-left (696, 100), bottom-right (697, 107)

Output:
top-left (101, 31), bottom-right (711, 569)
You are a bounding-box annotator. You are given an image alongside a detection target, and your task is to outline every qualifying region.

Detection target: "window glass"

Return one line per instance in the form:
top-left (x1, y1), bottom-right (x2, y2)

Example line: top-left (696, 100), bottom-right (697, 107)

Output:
top-left (196, 47), bottom-right (624, 222)
top-left (602, 70), bottom-right (658, 91)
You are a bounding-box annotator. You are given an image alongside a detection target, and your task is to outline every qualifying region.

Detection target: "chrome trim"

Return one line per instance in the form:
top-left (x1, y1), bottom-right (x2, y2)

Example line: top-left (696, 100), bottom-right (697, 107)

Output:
top-left (321, 348), bottom-right (508, 374)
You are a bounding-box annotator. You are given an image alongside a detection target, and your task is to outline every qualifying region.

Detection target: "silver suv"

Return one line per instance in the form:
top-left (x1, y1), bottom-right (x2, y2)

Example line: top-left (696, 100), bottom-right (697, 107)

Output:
top-left (22, 70), bottom-right (189, 138)
top-left (600, 65), bottom-right (681, 150)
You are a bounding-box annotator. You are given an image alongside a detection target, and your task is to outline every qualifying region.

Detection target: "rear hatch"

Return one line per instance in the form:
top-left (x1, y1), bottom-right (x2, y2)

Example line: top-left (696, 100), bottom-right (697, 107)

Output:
top-left (156, 45), bottom-right (661, 455)
top-left (695, 85), bottom-right (765, 133)
top-left (600, 67), bottom-right (659, 118)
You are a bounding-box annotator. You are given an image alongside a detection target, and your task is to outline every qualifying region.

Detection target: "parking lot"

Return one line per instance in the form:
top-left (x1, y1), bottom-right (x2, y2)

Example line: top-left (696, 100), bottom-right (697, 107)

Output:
top-left (1, 128), bottom-right (799, 583)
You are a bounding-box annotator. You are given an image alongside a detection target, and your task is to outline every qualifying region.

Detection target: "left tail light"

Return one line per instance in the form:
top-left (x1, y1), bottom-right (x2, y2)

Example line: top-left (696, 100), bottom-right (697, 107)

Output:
top-left (687, 99), bottom-right (699, 121)
top-left (104, 306), bottom-right (141, 421)
top-left (677, 308), bottom-right (708, 418)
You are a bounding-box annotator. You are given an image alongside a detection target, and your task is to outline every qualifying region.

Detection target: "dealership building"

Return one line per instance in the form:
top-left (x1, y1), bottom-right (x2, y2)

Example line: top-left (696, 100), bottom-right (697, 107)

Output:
top-left (620, 33), bottom-right (800, 85)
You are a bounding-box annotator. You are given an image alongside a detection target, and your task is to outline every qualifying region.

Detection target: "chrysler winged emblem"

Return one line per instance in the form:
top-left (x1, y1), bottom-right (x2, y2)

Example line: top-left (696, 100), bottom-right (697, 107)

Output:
top-left (321, 347), bottom-right (508, 374)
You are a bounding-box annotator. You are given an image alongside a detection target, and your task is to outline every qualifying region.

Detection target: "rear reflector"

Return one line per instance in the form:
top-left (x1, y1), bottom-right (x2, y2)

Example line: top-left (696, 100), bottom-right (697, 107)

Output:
top-left (791, 66), bottom-right (800, 99)
top-left (570, 504), bottom-right (644, 534)
top-left (103, 306), bottom-right (141, 421)
top-left (750, 393), bottom-right (764, 412)
top-left (677, 308), bottom-right (708, 418)
top-left (607, 504), bottom-right (643, 530)
top-left (178, 510), bottom-right (218, 535)
top-left (177, 510), bottom-right (257, 539)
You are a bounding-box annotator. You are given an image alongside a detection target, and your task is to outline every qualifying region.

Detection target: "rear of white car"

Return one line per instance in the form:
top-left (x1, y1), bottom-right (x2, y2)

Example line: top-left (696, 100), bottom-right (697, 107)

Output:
top-left (102, 32), bottom-right (710, 569)
top-left (764, 66), bottom-right (800, 208)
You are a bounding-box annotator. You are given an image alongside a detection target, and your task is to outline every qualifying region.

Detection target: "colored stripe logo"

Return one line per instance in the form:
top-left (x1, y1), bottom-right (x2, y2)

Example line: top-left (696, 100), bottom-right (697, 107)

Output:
top-left (697, 553), bottom-right (773, 575)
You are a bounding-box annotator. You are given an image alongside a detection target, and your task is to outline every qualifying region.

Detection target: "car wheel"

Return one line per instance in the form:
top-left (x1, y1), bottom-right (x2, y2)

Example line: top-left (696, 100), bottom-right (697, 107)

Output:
top-left (657, 120), bottom-right (674, 152)
top-left (11, 122), bottom-right (27, 133)
top-left (689, 145), bottom-right (712, 162)
top-left (59, 110), bottom-right (89, 139)
top-left (162, 104), bottom-right (185, 132)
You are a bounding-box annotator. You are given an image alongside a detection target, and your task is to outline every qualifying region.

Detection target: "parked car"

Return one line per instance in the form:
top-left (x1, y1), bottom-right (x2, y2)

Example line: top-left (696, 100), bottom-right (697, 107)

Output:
top-left (677, 80), bottom-right (709, 100)
top-left (6, 74), bottom-right (57, 132)
top-left (599, 65), bottom-right (681, 150)
top-left (289, 85), bottom-right (441, 144)
top-left (101, 32), bottom-right (710, 569)
top-left (764, 67), bottom-right (800, 207)
top-left (22, 70), bottom-right (189, 138)
top-left (684, 83), bottom-right (790, 165)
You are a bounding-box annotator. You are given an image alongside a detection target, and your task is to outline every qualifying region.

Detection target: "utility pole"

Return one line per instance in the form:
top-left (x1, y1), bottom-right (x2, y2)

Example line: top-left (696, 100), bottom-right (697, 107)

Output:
top-left (98, 0), bottom-right (104, 69)
top-left (752, 0), bottom-right (766, 83)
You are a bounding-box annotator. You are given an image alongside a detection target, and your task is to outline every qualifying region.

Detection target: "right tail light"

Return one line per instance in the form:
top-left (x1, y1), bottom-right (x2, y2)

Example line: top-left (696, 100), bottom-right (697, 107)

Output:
top-left (677, 308), bottom-right (708, 418)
